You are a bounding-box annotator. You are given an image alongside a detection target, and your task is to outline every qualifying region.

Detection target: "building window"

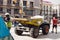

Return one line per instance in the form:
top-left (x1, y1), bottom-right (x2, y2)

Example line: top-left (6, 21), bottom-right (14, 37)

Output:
top-left (0, 0), bottom-right (3, 5)
top-left (30, 2), bottom-right (33, 7)
top-left (25, 10), bottom-right (33, 16)
top-left (7, 0), bottom-right (11, 5)
top-left (15, 0), bottom-right (20, 6)
top-left (7, 9), bottom-right (11, 14)
top-left (0, 8), bottom-right (3, 11)
top-left (14, 9), bottom-right (19, 14)
top-left (0, 7), bottom-right (3, 13)
top-left (23, 1), bottom-right (27, 6)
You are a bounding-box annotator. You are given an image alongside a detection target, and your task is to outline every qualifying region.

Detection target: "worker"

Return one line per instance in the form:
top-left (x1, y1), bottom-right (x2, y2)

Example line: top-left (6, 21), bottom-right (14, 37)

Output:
top-left (52, 15), bottom-right (58, 34)
top-left (4, 13), bottom-right (12, 30)
top-left (14, 16), bottom-right (19, 27)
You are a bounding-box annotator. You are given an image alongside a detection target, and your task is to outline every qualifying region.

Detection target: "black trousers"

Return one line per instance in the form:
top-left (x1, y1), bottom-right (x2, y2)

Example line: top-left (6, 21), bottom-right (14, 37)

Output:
top-left (53, 25), bottom-right (57, 28)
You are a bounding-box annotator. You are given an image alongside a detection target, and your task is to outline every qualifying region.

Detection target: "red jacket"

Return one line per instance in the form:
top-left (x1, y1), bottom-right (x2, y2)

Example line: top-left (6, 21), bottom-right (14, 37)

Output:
top-left (53, 17), bottom-right (58, 25)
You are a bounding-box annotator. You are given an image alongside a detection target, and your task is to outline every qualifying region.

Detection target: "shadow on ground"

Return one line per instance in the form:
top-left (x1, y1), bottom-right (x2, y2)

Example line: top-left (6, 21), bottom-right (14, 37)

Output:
top-left (37, 32), bottom-right (60, 39)
top-left (19, 32), bottom-right (60, 39)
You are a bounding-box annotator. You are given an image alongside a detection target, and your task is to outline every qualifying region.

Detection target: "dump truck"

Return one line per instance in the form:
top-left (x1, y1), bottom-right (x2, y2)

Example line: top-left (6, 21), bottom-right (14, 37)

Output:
top-left (13, 15), bottom-right (50, 38)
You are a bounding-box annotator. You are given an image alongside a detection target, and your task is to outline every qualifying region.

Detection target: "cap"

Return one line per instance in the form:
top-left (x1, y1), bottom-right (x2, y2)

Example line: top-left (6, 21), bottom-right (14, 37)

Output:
top-left (5, 13), bottom-right (10, 15)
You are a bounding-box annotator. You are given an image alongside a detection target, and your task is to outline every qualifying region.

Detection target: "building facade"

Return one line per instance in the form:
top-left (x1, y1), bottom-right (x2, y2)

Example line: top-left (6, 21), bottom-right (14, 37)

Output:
top-left (42, 1), bottom-right (53, 22)
top-left (0, 0), bottom-right (42, 17)
top-left (22, 0), bottom-right (42, 16)
top-left (0, 0), bottom-right (20, 17)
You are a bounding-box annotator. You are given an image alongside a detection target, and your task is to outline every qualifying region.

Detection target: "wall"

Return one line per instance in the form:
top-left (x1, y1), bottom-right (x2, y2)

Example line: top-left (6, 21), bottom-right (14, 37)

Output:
top-left (33, 0), bottom-right (41, 15)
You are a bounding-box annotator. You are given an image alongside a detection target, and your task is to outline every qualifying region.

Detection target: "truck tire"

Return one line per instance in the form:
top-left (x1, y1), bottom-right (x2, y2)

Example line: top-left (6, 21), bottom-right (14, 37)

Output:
top-left (42, 25), bottom-right (49, 35)
top-left (15, 30), bottom-right (23, 35)
top-left (30, 27), bottom-right (39, 38)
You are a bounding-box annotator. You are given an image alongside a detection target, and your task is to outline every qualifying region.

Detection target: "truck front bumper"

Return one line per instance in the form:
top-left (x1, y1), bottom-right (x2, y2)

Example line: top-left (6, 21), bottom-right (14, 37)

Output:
top-left (16, 27), bottom-right (29, 32)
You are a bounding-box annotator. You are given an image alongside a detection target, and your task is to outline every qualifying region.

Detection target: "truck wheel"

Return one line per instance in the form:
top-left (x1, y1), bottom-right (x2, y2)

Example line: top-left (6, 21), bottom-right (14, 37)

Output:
top-left (30, 27), bottom-right (39, 38)
top-left (15, 30), bottom-right (23, 35)
top-left (42, 25), bottom-right (49, 35)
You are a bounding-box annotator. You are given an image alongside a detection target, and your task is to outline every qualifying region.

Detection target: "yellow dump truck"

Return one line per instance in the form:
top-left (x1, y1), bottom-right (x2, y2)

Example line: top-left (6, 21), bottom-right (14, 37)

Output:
top-left (13, 15), bottom-right (50, 38)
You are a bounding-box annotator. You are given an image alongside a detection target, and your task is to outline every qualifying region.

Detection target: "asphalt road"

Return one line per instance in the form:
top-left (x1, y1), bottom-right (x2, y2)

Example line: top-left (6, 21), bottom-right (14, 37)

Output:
top-left (10, 24), bottom-right (60, 40)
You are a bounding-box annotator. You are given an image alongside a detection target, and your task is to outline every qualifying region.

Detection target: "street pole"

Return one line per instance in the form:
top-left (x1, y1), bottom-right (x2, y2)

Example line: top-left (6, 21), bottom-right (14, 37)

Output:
top-left (44, 5), bottom-right (45, 20)
top-left (49, 6), bottom-right (52, 23)
top-left (59, 5), bottom-right (60, 17)
top-left (47, 6), bottom-right (48, 21)
top-left (58, 5), bottom-right (60, 18)
top-left (19, 0), bottom-right (23, 18)
top-left (40, 0), bottom-right (43, 15)
top-left (56, 9), bottom-right (57, 17)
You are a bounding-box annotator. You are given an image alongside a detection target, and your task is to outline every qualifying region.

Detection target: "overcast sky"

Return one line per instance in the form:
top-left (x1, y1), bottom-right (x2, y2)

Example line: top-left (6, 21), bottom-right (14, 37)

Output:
top-left (43, 0), bottom-right (60, 4)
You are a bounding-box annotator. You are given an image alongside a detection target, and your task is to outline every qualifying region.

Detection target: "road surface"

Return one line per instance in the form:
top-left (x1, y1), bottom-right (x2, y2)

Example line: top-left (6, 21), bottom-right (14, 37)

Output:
top-left (10, 24), bottom-right (60, 40)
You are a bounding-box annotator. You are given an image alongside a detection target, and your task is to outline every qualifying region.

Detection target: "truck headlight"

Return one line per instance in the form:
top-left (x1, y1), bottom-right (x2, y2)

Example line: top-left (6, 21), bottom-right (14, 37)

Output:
top-left (37, 21), bottom-right (41, 25)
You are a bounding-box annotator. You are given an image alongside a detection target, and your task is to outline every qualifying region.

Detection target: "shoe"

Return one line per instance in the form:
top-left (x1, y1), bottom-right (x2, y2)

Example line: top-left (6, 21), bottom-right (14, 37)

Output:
top-left (51, 31), bottom-right (54, 33)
